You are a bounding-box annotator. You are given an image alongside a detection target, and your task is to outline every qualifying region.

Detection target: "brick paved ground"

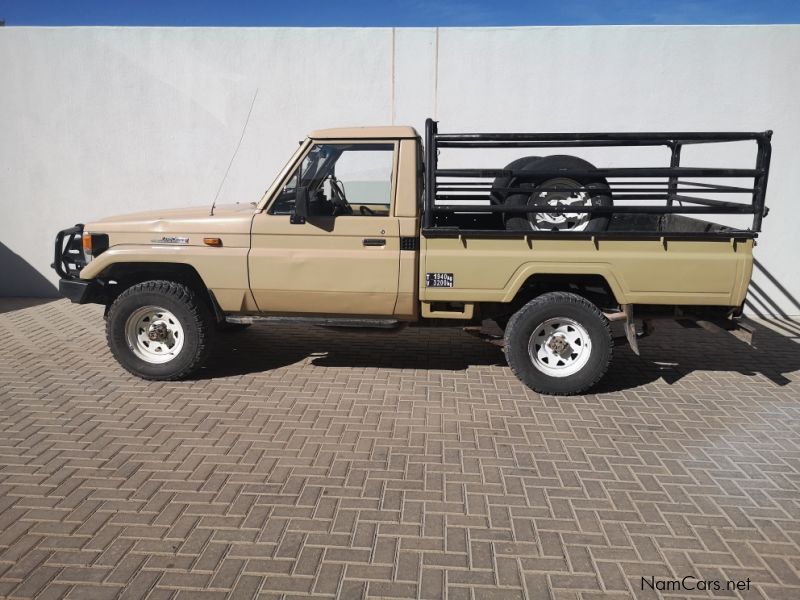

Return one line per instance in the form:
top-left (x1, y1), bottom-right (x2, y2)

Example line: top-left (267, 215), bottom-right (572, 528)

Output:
top-left (0, 299), bottom-right (799, 600)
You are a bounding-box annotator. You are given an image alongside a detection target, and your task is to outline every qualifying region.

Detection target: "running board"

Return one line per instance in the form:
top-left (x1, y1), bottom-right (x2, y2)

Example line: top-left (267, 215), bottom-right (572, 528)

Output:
top-left (226, 315), bottom-right (402, 329)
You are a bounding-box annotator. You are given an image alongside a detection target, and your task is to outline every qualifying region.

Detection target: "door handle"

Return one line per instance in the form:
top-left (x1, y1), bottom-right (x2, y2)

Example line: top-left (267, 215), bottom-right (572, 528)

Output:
top-left (362, 238), bottom-right (386, 247)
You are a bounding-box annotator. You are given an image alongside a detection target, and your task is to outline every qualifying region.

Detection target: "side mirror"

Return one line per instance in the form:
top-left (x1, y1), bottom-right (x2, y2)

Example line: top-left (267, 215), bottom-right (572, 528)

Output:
top-left (290, 187), bottom-right (308, 224)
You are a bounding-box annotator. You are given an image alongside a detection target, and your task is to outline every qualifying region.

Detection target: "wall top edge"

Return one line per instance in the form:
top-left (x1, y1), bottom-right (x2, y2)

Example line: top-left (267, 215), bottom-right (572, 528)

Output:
top-left (1, 24), bottom-right (799, 32)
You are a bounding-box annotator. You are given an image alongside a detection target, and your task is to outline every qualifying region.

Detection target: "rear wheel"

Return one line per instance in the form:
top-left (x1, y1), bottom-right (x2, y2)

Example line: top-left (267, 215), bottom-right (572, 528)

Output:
top-left (106, 280), bottom-right (214, 380)
top-left (504, 292), bottom-right (612, 395)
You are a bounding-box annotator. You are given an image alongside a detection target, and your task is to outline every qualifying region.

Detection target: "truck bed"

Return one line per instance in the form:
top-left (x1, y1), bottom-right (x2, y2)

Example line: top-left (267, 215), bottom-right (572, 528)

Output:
top-left (421, 226), bottom-right (753, 308)
top-left (419, 121), bottom-right (769, 313)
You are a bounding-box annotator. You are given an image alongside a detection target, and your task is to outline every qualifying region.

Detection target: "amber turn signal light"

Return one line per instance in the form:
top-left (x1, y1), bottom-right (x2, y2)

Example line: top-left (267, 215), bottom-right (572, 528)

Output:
top-left (203, 237), bottom-right (223, 247)
top-left (82, 232), bottom-right (93, 255)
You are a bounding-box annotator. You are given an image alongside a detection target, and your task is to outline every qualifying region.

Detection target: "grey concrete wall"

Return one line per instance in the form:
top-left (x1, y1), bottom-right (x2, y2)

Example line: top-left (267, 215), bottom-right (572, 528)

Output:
top-left (1, 25), bottom-right (798, 316)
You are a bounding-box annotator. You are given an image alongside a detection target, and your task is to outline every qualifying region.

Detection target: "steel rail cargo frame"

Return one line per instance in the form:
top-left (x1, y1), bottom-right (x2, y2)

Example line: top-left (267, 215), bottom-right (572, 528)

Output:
top-left (421, 118), bottom-right (772, 238)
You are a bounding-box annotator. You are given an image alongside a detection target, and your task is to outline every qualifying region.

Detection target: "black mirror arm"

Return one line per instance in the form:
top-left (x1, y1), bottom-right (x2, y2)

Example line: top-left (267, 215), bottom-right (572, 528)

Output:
top-left (291, 187), bottom-right (309, 224)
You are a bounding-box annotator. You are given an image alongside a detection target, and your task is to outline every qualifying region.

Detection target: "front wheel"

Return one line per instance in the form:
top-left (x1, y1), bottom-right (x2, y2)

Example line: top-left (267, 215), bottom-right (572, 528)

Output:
top-left (504, 292), bottom-right (612, 395)
top-left (106, 280), bottom-right (215, 380)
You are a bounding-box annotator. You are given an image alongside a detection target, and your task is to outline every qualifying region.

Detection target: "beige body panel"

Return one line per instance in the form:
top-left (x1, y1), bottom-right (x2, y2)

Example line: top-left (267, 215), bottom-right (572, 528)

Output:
top-left (394, 139), bottom-right (421, 318)
top-left (249, 214), bottom-right (401, 315)
top-left (80, 203), bottom-right (257, 312)
top-left (421, 236), bottom-right (754, 307)
top-left (81, 244), bottom-right (257, 312)
top-left (85, 203), bottom-right (255, 238)
top-left (308, 126), bottom-right (418, 140)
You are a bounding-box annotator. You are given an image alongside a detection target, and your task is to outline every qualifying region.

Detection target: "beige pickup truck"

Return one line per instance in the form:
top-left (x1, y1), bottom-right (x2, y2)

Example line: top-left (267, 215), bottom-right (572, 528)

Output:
top-left (53, 120), bottom-right (772, 395)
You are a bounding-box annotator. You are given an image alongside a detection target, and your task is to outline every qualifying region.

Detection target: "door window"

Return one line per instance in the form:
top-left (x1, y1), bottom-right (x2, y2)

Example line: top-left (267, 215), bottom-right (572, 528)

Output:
top-left (270, 143), bottom-right (394, 217)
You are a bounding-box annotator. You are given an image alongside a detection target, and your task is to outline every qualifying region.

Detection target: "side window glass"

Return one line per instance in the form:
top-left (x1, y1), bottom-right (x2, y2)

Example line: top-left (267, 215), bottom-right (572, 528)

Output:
top-left (270, 143), bottom-right (394, 216)
top-left (332, 146), bottom-right (394, 216)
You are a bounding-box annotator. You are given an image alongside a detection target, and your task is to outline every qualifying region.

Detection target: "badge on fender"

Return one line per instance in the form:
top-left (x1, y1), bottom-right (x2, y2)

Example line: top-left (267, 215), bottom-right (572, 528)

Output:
top-left (151, 236), bottom-right (189, 245)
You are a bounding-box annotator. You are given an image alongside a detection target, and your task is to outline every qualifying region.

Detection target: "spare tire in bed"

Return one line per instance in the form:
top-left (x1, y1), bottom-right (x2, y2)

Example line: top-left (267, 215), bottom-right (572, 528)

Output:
top-left (502, 155), bottom-right (613, 232)
top-left (490, 156), bottom-right (541, 203)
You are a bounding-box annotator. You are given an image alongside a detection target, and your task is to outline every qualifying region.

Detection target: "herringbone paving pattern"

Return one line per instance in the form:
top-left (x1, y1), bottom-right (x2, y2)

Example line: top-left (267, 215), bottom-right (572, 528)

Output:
top-left (1, 299), bottom-right (799, 599)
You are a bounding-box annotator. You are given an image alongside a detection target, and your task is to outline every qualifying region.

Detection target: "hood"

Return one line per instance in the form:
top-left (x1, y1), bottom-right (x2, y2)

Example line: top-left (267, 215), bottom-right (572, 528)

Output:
top-left (85, 203), bottom-right (256, 235)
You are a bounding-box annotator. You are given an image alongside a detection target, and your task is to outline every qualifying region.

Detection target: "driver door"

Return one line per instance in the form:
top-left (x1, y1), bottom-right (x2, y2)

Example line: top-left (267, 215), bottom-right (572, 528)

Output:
top-left (249, 141), bottom-right (400, 316)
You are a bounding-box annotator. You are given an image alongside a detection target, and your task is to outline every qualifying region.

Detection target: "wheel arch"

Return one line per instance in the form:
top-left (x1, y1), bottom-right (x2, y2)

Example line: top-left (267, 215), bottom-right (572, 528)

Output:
top-left (96, 262), bottom-right (224, 322)
top-left (503, 267), bottom-right (627, 309)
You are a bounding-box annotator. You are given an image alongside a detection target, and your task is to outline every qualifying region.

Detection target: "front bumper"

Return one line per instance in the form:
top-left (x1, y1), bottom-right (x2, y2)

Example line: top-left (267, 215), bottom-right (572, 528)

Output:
top-left (59, 278), bottom-right (101, 304)
top-left (52, 224), bottom-right (86, 279)
top-left (53, 224), bottom-right (103, 304)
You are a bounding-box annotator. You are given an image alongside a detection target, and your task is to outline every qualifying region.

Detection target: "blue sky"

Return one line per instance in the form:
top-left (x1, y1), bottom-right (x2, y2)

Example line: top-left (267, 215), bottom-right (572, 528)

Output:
top-left (1, 0), bottom-right (798, 27)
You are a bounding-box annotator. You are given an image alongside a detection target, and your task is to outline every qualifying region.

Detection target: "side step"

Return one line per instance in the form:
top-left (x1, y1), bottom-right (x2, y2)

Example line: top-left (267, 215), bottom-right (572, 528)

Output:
top-left (226, 315), bottom-right (402, 329)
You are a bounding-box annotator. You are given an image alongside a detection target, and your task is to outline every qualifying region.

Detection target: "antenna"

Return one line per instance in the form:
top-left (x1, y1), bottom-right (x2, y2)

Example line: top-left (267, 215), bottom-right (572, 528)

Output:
top-left (210, 88), bottom-right (259, 216)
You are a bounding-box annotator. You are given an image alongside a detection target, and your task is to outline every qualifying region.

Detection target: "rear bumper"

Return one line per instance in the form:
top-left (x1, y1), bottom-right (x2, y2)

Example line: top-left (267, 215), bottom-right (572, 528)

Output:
top-left (59, 278), bottom-right (99, 304)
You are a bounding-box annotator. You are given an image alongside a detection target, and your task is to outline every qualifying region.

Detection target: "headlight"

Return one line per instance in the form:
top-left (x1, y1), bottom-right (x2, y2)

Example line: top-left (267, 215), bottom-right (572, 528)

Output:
top-left (82, 232), bottom-right (109, 262)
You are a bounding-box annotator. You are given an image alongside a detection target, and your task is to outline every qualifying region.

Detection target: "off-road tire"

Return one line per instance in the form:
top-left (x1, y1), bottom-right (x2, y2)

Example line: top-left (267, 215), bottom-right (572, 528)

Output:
top-left (490, 156), bottom-right (541, 203)
top-left (106, 280), bottom-right (214, 380)
top-left (504, 292), bottom-right (613, 395)
top-left (503, 155), bottom-right (613, 232)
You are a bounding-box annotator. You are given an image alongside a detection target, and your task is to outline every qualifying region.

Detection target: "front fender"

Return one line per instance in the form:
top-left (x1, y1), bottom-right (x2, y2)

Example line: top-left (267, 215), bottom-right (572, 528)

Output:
top-left (80, 244), bottom-right (255, 312)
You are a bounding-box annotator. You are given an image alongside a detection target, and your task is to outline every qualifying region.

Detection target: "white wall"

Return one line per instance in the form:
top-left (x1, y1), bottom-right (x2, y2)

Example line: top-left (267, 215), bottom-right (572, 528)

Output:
top-left (1, 25), bottom-right (798, 316)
